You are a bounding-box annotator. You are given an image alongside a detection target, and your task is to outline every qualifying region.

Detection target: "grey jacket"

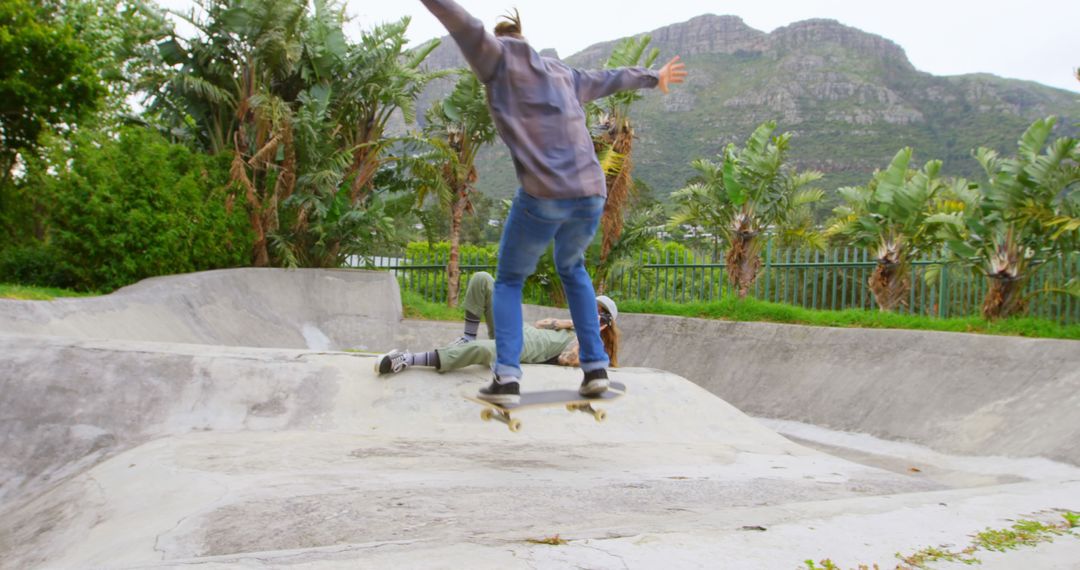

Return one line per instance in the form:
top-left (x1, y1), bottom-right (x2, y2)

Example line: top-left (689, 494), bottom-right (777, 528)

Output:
top-left (420, 0), bottom-right (660, 199)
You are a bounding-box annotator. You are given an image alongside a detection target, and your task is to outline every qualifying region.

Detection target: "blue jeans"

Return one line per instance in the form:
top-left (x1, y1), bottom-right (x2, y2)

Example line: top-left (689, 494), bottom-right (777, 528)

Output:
top-left (493, 189), bottom-right (608, 381)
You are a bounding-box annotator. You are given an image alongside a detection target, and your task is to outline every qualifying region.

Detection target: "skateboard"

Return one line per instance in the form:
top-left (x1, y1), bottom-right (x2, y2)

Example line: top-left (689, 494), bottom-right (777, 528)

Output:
top-left (464, 381), bottom-right (626, 432)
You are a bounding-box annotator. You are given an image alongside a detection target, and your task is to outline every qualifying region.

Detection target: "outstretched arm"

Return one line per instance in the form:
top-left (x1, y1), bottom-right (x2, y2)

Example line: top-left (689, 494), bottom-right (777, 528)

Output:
top-left (573, 55), bottom-right (688, 103)
top-left (573, 67), bottom-right (659, 103)
top-left (419, 0), bottom-right (503, 82)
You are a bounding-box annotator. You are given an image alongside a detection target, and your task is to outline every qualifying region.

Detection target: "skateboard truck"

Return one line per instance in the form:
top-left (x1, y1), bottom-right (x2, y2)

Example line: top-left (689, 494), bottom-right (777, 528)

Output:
top-left (479, 407), bottom-right (524, 432)
top-left (565, 402), bottom-right (607, 422)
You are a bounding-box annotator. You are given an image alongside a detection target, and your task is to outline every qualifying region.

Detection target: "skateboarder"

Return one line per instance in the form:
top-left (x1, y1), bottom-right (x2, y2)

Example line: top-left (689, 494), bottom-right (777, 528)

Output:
top-left (418, 0), bottom-right (687, 404)
top-left (375, 271), bottom-right (620, 377)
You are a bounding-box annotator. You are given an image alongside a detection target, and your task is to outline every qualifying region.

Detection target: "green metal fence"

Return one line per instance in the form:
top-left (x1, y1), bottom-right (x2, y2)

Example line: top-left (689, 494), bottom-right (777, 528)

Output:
top-left (350, 246), bottom-right (1080, 323)
top-left (350, 252), bottom-right (497, 305)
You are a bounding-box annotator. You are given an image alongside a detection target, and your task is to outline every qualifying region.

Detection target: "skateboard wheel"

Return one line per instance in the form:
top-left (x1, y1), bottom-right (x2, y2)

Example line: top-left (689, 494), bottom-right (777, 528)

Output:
top-left (480, 409), bottom-right (493, 422)
top-left (565, 404), bottom-right (576, 412)
top-left (594, 410), bottom-right (607, 423)
top-left (509, 419), bottom-right (522, 432)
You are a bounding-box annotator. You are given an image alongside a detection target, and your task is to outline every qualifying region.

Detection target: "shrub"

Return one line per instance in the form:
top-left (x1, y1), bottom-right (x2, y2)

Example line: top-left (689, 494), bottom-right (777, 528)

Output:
top-left (18, 127), bottom-right (253, 291)
top-left (0, 244), bottom-right (70, 288)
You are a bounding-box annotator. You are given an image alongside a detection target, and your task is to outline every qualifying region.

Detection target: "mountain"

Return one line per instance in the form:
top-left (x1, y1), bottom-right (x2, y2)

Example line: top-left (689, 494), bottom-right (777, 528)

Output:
top-left (414, 15), bottom-right (1080, 203)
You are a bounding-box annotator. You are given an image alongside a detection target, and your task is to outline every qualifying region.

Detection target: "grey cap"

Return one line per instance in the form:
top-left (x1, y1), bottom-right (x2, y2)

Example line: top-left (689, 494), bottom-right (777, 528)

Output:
top-left (595, 295), bottom-right (618, 321)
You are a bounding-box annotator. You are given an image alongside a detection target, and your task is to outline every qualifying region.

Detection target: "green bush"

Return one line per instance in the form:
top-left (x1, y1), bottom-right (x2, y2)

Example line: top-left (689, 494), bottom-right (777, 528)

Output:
top-left (0, 244), bottom-right (69, 287)
top-left (404, 241), bottom-right (499, 261)
top-left (16, 127), bottom-right (253, 291)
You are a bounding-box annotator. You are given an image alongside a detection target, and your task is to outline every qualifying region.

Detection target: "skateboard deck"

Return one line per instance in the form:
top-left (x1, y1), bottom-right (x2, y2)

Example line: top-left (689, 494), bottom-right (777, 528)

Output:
top-left (465, 381), bottom-right (626, 432)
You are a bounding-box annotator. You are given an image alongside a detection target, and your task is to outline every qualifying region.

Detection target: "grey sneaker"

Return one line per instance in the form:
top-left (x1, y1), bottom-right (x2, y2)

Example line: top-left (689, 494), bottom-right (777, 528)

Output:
top-left (579, 368), bottom-right (610, 396)
top-left (447, 336), bottom-right (473, 347)
top-left (375, 350), bottom-right (410, 375)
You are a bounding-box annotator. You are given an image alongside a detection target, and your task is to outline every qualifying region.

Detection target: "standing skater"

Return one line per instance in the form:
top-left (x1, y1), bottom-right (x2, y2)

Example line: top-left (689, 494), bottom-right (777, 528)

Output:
top-left (419, 0), bottom-right (687, 404)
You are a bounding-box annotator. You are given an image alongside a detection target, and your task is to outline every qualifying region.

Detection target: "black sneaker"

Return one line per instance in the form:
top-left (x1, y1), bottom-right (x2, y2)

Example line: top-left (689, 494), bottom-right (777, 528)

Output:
top-left (477, 376), bottom-right (520, 405)
top-left (579, 368), bottom-right (610, 396)
top-left (375, 349), bottom-right (410, 375)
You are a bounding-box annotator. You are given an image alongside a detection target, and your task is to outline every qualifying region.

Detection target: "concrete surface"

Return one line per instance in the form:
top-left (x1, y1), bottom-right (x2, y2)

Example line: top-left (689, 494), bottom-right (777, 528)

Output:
top-left (1, 268), bottom-right (1078, 569)
top-left (520, 308), bottom-right (1080, 466)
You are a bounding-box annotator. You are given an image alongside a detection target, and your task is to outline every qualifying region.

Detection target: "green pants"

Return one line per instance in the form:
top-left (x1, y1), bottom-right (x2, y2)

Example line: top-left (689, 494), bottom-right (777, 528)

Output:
top-left (461, 271), bottom-right (496, 340)
top-left (438, 272), bottom-right (575, 372)
top-left (436, 325), bottom-right (574, 372)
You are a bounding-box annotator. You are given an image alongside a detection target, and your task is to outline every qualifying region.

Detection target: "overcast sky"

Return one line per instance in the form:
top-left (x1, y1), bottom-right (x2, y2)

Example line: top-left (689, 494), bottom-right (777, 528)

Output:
top-left (160, 0), bottom-right (1080, 92)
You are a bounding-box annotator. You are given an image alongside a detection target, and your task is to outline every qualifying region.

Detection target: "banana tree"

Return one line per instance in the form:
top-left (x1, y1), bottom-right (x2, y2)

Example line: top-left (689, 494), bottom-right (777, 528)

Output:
top-left (275, 18), bottom-right (444, 267)
top-left (149, 2), bottom-right (442, 267)
top-left (937, 117), bottom-right (1079, 319)
top-left (589, 35), bottom-right (659, 271)
top-left (825, 148), bottom-right (956, 311)
top-left (153, 0), bottom-right (317, 265)
top-left (670, 121), bottom-right (824, 298)
top-left (412, 73), bottom-right (496, 307)
top-left (268, 84), bottom-right (401, 267)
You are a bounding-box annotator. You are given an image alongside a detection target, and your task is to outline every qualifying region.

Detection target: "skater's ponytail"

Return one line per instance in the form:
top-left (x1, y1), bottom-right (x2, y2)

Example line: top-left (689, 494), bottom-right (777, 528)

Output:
top-left (494, 9), bottom-right (523, 39)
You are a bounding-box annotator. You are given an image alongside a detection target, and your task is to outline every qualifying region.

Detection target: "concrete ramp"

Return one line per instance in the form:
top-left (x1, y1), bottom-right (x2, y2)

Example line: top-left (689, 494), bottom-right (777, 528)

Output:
top-left (1, 269), bottom-right (1079, 568)
top-left (0, 334), bottom-right (946, 569)
top-left (0, 269), bottom-right (403, 350)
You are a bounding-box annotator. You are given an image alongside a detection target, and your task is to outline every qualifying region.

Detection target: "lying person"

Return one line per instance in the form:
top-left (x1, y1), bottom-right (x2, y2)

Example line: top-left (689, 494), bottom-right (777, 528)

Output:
top-left (375, 271), bottom-right (619, 376)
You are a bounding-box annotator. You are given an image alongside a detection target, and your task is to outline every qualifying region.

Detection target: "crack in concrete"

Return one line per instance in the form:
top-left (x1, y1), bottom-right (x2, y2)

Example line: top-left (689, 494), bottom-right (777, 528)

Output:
top-left (152, 476), bottom-right (232, 560)
top-left (574, 539), bottom-right (631, 570)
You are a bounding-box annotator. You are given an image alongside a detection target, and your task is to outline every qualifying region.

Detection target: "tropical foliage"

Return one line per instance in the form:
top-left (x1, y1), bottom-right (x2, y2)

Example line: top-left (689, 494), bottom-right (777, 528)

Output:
top-left (588, 35), bottom-right (660, 271)
top-left (825, 148), bottom-right (961, 311)
top-left (2, 0), bottom-right (1076, 328)
top-left (591, 204), bottom-right (666, 294)
top-left (411, 73), bottom-right (496, 306)
top-left (148, 0), bottom-right (443, 267)
top-left (670, 121), bottom-right (824, 298)
top-left (936, 117), bottom-right (1079, 319)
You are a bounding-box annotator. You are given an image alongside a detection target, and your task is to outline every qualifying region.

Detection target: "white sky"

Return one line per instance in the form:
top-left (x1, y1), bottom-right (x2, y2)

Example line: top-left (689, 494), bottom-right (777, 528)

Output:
top-left (159, 0), bottom-right (1080, 93)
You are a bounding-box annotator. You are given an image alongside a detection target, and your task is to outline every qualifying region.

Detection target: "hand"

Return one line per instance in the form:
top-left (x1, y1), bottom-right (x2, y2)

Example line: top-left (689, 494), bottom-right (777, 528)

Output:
top-left (658, 55), bottom-right (688, 94)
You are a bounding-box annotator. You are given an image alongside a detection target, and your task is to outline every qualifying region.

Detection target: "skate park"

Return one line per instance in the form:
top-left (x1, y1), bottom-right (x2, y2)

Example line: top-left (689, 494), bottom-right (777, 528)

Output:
top-left (1, 268), bottom-right (1078, 569)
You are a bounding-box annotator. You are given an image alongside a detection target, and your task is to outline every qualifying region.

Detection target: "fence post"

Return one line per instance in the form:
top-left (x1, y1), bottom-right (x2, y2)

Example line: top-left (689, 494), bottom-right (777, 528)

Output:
top-left (938, 264), bottom-right (948, 319)
top-left (763, 240), bottom-right (773, 303)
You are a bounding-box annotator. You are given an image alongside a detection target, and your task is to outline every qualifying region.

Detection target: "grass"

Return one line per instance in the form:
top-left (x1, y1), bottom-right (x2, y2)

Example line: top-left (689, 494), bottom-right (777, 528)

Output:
top-left (0, 283), bottom-right (94, 300)
top-left (5, 282), bottom-right (1076, 341)
top-left (805, 512), bottom-right (1079, 569)
top-left (399, 290), bottom-right (465, 321)
top-left (616, 297), bottom-right (1080, 341)
top-left (400, 291), bottom-right (1079, 340)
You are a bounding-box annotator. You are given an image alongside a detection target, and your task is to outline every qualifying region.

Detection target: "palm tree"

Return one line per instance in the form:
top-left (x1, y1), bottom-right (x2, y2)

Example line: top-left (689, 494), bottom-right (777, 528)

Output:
top-left (937, 117), bottom-right (1079, 319)
top-left (412, 73), bottom-right (496, 307)
top-left (825, 148), bottom-right (957, 311)
top-left (670, 121), bottom-right (823, 298)
top-left (589, 35), bottom-right (660, 272)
